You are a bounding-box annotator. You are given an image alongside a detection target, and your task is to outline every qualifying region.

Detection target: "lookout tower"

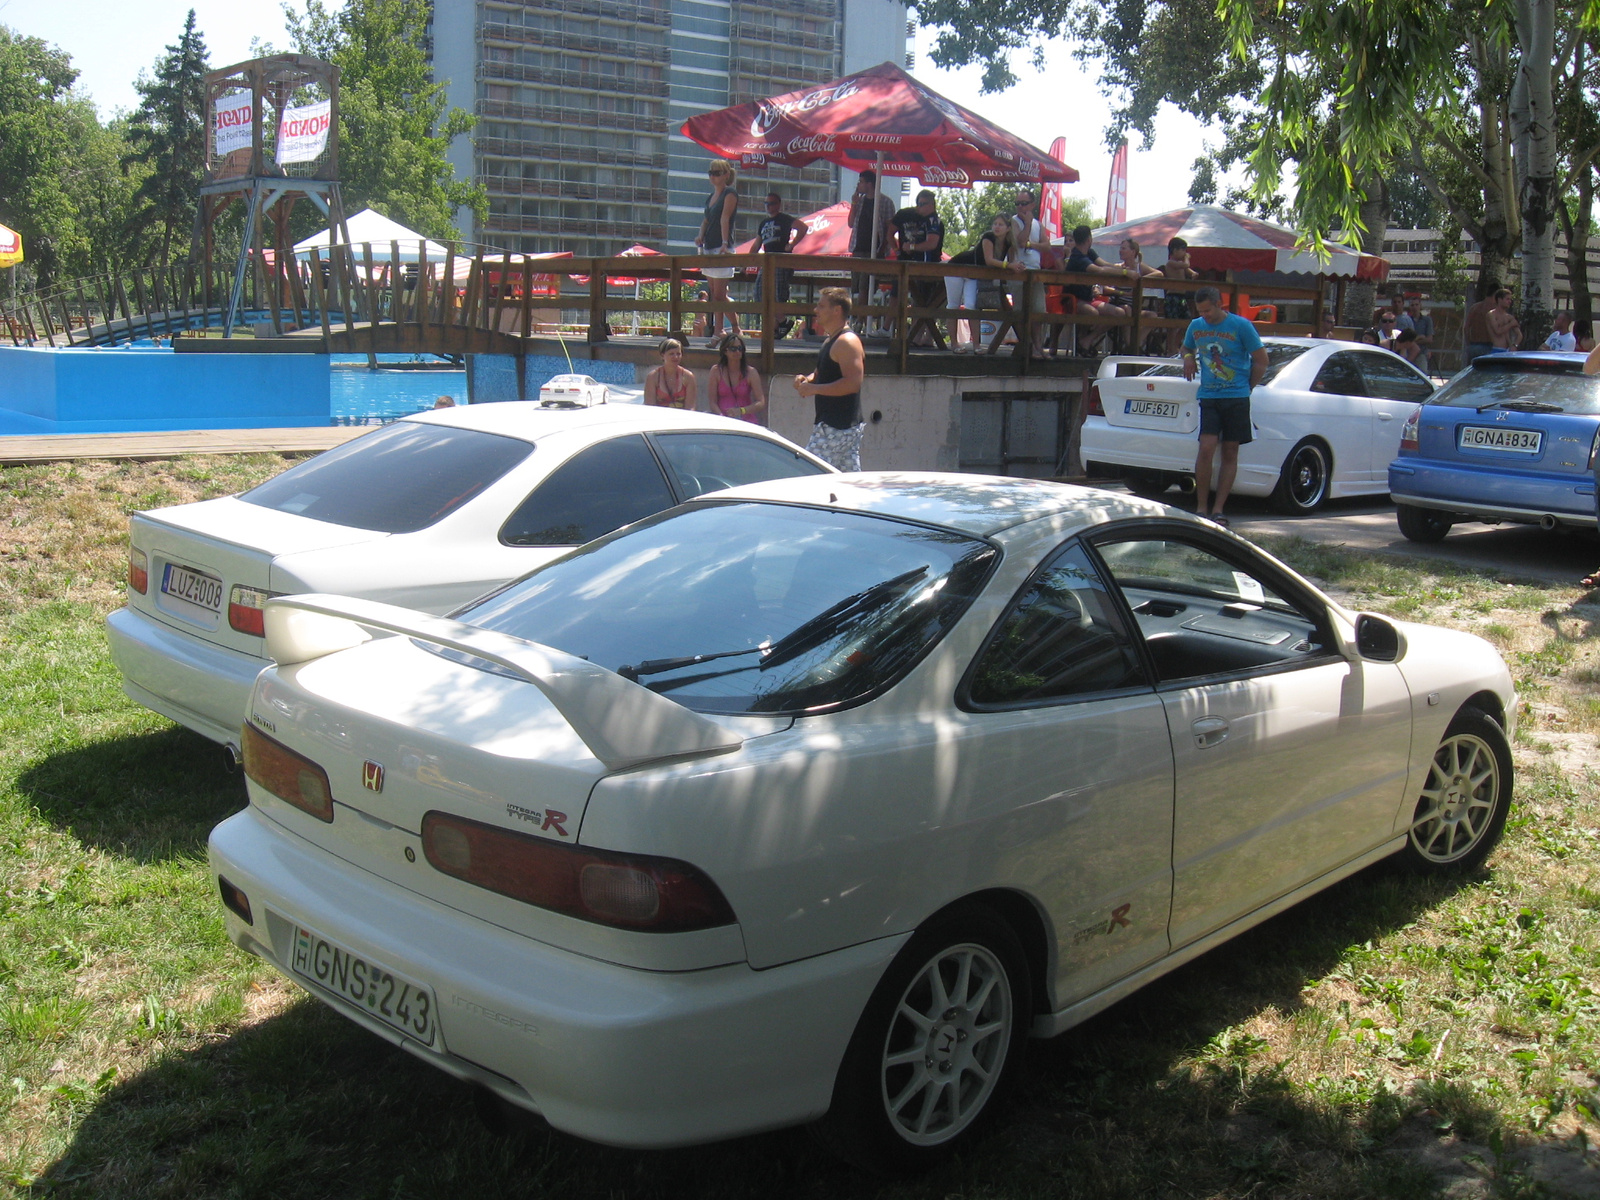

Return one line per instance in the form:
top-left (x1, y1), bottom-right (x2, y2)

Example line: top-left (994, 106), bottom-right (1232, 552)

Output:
top-left (195, 54), bottom-right (345, 336)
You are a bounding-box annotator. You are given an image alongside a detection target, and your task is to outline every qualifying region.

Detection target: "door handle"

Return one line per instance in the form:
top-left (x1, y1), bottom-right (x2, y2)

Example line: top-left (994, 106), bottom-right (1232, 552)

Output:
top-left (1192, 716), bottom-right (1229, 748)
top-left (1377, 411), bottom-right (1394, 420)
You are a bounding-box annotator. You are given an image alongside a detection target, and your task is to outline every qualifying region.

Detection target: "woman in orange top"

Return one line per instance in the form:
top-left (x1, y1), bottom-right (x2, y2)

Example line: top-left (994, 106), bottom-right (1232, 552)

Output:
top-left (644, 338), bottom-right (697, 410)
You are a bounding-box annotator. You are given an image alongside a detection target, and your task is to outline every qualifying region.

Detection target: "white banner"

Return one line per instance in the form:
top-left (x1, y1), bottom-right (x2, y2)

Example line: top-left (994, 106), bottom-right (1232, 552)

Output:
top-left (276, 98), bottom-right (331, 164)
top-left (213, 92), bottom-right (253, 157)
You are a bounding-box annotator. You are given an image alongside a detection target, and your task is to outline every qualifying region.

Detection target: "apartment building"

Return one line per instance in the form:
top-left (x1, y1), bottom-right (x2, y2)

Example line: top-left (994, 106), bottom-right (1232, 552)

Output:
top-left (429, 0), bottom-right (908, 257)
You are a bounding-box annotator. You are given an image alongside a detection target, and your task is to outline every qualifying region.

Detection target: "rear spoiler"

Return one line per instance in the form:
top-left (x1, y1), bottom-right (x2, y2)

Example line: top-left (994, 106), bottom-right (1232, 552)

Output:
top-left (1097, 355), bottom-right (1182, 378)
top-left (264, 594), bottom-right (744, 772)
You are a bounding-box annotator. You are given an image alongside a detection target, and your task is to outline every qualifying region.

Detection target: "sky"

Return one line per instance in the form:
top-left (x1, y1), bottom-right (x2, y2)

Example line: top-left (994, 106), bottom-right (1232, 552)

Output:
top-left (0, 0), bottom-right (1245, 219)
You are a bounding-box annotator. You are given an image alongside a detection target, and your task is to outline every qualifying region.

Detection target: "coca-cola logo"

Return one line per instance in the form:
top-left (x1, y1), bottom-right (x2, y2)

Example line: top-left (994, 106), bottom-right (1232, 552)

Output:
top-left (922, 166), bottom-right (970, 186)
top-left (746, 80), bottom-right (861, 137)
top-left (742, 152), bottom-right (766, 166)
top-left (1019, 159), bottom-right (1039, 176)
top-left (786, 133), bottom-right (837, 155)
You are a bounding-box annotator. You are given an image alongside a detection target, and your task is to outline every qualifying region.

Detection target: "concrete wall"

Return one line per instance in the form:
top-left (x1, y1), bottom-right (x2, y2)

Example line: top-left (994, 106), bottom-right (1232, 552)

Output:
top-left (0, 346), bottom-right (329, 434)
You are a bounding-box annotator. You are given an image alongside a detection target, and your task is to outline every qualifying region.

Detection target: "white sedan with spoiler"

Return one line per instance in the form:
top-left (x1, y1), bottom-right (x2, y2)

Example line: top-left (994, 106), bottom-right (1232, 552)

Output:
top-left (1082, 337), bottom-right (1435, 513)
top-left (537, 373), bottom-right (610, 407)
top-left (107, 403), bottom-right (831, 753)
top-left (209, 473), bottom-right (1514, 1170)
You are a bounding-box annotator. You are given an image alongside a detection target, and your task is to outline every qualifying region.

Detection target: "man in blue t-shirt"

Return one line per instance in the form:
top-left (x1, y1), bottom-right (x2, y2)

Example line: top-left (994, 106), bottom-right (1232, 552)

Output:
top-left (1182, 286), bottom-right (1268, 527)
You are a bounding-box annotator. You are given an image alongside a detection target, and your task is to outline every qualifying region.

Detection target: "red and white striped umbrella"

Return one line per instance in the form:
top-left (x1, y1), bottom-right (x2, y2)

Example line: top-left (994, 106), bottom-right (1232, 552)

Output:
top-left (1092, 205), bottom-right (1389, 281)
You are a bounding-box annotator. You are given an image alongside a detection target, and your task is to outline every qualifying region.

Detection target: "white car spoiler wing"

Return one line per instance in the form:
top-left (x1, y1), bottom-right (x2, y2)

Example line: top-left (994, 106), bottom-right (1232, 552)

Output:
top-left (264, 594), bottom-right (744, 772)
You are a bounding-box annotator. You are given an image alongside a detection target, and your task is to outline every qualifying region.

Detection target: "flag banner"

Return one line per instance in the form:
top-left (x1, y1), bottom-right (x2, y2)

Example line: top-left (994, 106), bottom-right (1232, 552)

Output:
top-left (1041, 136), bottom-right (1068, 240)
top-left (0, 223), bottom-right (21, 269)
top-left (1105, 140), bottom-right (1129, 227)
top-left (277, 99), bottom-right (331, 164)
top-left (214, 92), bottom-right (254, 157)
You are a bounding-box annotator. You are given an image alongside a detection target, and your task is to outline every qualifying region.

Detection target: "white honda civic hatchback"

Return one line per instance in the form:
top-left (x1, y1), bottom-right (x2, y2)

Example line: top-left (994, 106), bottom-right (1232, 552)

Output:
top-left (107, 403), bottom-right (830, 752)
top-left (209, 473), bottom-right (1515, 1170)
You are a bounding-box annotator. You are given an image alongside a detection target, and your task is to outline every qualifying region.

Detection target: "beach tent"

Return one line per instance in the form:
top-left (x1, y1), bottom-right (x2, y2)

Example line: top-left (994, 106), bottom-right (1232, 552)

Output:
top-left (292, 208), bottom-right (448, 262)
top-left (1091, 205), bottom-right (1388, 280)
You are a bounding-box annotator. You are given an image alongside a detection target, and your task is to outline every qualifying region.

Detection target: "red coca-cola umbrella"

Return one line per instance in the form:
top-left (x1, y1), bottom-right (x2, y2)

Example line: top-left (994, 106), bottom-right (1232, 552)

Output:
top-left (682, 62), bottom-right (1078, 190)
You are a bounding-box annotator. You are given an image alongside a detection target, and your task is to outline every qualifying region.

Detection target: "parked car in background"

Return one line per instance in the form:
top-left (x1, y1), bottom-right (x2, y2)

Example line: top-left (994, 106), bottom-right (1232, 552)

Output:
top-left (538, 374), bottom-right (610, 407)
top-left (1388, 351), bottom-right (1599, 542)
top-left (1082, 337), bottom-right (1435, 513)
top-left (108, 404), bottom-right (832, 751)
top-left (210, 473), bottom-right (1515, 1170)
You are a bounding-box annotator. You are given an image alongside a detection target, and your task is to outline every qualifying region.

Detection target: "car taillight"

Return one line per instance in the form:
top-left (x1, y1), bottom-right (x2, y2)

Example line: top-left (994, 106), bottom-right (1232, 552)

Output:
top-left (128, 548), bottom-right (148, 594)
top-left (242, 723), bottom-right (334, 821)
top-left (1086, 383), bottom-right (1104, 417)
top-left (1399, 409), bottom-right (1421, 453)
top-left (229, 585), bottom-right (271, 636)
top-left (421, 811), bottom-right (736, 932)
top-left (1590, 429), bottom-right (1600, 469)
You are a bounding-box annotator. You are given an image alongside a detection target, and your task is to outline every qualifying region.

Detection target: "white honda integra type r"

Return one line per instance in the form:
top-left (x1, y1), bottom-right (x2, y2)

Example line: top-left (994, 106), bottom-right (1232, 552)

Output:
top-left (209, 473), bottom-right (1516, 1170)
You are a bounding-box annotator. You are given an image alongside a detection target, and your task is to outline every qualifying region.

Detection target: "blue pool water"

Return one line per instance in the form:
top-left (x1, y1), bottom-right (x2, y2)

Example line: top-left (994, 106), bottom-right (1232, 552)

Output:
top-left (329, 355), bottom-right (467, 423)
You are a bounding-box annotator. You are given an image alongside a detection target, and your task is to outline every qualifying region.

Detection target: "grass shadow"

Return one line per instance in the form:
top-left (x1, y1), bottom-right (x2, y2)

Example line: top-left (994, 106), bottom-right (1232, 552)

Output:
top-left (14, 724), bottom-right (246, 864)
top-left (28, 860), bottom-right (1489, 1199)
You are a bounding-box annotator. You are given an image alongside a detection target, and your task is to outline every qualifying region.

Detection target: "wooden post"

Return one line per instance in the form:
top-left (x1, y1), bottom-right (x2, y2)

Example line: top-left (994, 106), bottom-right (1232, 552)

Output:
top-left (463, 251), bottom-right (483, 352)
top-left (390, 240), bottom-right (402, 325)
top-left (896, 260), bottom-right (910, 374)
top-left (362, 242), bottom-right (379, 365)
top-left (58, 292), bottom-right (77, 346)
top-left (520, 258), bottom-right (534, 341)
top-left (440, 244), bottom-right (457, 333)
top-left (668, 262), bottom-right (683, 341)
top-left (417, 244), bottom-right (431, 333)
top-left (588, 259), bottom-right (607, 342)
top-left (115, 276), bottom-right (133, 341)
top-left (309, 249), bottom-right (332, 349)
top-left (1314, 276), bottom-right (1328, 328)
top-left (760, 253), bottom-right (777, 378)
top-left (77, 284), bottom-right (94, 343)
top-left (1130, 275), bottom-right (1144, 353)
top-left (131, 272), bottom-right (155, 341)
top-left (1016, 268), bottom-right (1033, 371)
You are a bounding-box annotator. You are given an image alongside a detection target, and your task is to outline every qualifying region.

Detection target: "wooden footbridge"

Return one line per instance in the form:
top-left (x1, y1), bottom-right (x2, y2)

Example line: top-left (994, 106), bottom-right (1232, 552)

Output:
top-left (1, 243), bottom-right (1329, 382)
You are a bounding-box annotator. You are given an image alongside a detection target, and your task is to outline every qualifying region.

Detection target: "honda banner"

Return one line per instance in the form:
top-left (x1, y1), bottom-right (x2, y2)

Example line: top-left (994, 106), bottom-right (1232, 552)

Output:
top-left (214, 92), bottom-right (253, 157)
top-left (277, 99), bottom-right (331, 164)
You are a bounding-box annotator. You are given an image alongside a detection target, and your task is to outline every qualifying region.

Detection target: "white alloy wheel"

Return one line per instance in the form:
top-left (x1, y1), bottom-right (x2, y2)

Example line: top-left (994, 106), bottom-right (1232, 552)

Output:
top-left (879, 942), bottom-right (1013, 1146)
top-left (1402, 708), bottom-right (1512, 872)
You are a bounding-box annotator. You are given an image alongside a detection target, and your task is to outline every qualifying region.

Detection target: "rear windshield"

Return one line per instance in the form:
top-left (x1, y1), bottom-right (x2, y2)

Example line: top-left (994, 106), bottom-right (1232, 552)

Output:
top-left (1430, 361), bottom-right (1600, 415)
top-left (453, 501), bottom-right (998, 716)
top-left (241, 421), bottom-right (533, 533)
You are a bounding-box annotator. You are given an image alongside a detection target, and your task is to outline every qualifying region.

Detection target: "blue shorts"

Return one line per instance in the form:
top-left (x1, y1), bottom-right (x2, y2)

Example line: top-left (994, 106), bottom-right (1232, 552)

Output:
top-left (1199, 396), bottom-right (1253, 444)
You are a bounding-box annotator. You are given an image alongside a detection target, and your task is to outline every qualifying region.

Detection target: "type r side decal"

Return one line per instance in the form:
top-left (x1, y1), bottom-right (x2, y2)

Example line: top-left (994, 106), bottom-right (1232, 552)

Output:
top-left (506, 802), bottom-right (569, 837)
top-left (1070, 904), bottom-right (1133, 946)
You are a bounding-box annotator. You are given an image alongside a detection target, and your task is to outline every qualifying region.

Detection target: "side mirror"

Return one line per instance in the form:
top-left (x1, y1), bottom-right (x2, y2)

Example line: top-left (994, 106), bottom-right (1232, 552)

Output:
top-left (1354, 613), bottom-right (1406, 663)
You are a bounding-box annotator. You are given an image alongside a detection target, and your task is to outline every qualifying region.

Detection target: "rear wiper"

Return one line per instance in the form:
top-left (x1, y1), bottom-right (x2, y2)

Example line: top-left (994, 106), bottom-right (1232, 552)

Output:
top-left (617, 566), bottom-right (930, 682)
top-left (1475, 400), bottom-right (1564, 413)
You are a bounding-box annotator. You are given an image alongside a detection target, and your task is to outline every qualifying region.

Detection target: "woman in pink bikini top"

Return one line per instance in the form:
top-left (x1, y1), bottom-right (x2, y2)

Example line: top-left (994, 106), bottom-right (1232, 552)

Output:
top-left (707, 333), bottom-right (767, 423)
top-left (644, 338), bottom-right (697, 410)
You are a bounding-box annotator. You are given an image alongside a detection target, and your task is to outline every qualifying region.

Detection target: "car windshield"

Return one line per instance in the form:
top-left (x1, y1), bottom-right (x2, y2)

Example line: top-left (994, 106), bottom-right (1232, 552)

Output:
top-left (452, 501), bottom-right (998, 715)
top-left (1430, 361), bottom-right (1600, 415)
top-left (240, 421), bottom-right (533, 533)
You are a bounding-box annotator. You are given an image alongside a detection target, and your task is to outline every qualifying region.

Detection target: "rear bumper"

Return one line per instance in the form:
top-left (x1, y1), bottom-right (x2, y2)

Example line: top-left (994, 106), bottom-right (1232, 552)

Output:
top-left (1389, 460), bottom-right (1597, 528)
top-left (208, 806), bottom-right (904, 1149)
top-left (1081, 418), bottom-right (1280, 496)
top-left (105, 606), bottom-right (266, 747)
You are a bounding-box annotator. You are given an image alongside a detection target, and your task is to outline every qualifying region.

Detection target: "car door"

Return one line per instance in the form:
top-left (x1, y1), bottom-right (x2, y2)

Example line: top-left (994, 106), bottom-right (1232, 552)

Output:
top-left (1355, 350), bottom-right (1434, 476)
top-left (1305, 350), bottom-right (1378, 483)
top-left (952, 540), bottom-right (1174, 1005)
top-left (1088, 524), bottom-right (1412, 950)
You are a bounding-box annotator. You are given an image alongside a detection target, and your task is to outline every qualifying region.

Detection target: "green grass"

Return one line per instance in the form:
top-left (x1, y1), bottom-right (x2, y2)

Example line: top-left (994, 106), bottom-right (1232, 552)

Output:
top-left (0, 466), bottom-right (1598, 1197)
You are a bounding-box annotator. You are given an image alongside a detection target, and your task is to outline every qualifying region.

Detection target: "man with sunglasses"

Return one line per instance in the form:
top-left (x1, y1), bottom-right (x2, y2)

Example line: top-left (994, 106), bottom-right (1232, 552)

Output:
top-left (758, 192), bottom-right (809, 337)
top-left (1376, 309), bottom-right (1401, 353)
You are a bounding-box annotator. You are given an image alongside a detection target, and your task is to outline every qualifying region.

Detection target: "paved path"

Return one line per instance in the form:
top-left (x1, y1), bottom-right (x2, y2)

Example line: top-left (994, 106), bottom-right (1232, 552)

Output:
top-left (1150, 492), bottom-right (1597, 586)
top-left (0, 426), bottom-right (369, 467)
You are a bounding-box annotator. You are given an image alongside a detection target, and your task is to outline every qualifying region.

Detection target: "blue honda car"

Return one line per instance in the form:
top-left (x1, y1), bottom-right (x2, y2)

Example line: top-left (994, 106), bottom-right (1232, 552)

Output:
top-left (1388, 351), bottom-right (1599, 542)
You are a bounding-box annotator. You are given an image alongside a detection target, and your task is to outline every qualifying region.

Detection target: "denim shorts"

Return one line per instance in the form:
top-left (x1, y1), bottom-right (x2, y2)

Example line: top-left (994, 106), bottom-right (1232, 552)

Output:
top-left (1199, 396), bottom-right (1253, 444)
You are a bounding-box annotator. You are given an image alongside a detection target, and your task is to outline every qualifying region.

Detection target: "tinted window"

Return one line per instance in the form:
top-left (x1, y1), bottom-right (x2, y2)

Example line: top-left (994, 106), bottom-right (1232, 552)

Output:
top-left (1358, 352), bottom-right (1433, 402)
top-left (1430, 361), bottom-right (1600, 414)
top-left (1310, 352), bottom-right (1367, 396)
top-left (460, 502), bottom-right (997, 715)
top-left (241, 422), bottom-right (532, 533)
top-left (968, 542), bottom-right (1147, 706)
top-left (652, 432), bottom-right (829, 497)
top-left (1262, 343), bottom-right (1311, 383)
top-left (1096, 536), bottom-right (1330, 683)
top-left (499, 434), bottom-right (675, 546)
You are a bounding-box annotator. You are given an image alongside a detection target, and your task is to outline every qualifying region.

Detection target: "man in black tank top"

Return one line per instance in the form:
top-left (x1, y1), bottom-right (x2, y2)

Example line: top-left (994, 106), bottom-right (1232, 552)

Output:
top-left (795, 287), bottom-right (867, 471)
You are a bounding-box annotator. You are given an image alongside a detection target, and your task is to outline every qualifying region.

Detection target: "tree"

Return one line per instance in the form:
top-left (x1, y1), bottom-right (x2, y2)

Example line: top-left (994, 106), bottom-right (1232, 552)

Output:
top-left (285, 0), bottom-right (484, 239)
top-left (0, 26), bottom-right (80, 288)
top-left (124, 10), bottom-right (210, 267)
top-left (936, 183), bottom-right (1095, 253)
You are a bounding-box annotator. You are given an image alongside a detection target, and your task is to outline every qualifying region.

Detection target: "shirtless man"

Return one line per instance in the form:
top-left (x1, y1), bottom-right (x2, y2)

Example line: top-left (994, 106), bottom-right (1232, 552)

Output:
top-left (1487, 288), bottom-right (1521, 352)
top-left (794, 287), bottom-right (867, 470)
